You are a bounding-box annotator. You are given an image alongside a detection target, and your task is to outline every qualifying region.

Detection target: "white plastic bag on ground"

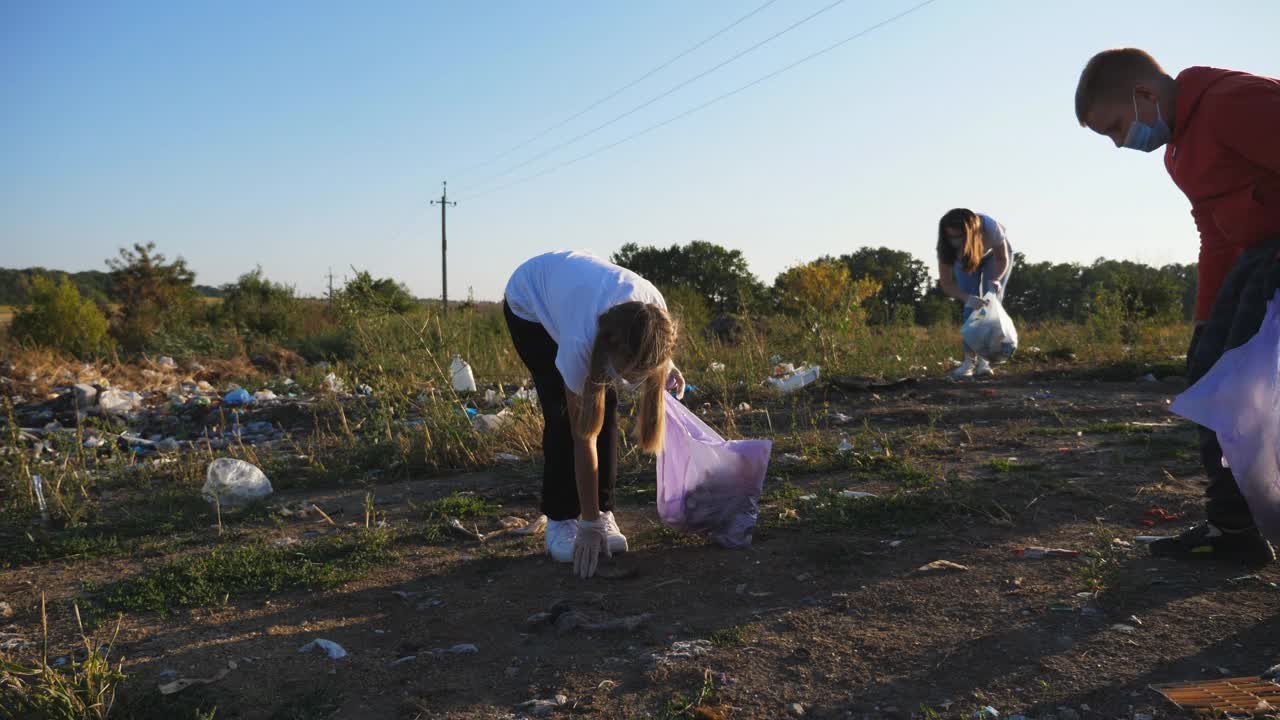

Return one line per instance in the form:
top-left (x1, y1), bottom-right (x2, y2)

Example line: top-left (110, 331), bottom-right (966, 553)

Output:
top-left (98, 388), bottom-right (142, 415)
top-left (1170, 291), bottom-right (1280, 541)
top-left (472, 409), bottom-right (512, 433)
top-left (961, 292), bottom-right (1018, 362)
top-left (203, 458), bottom-right (273, 505)
top-left (450, 355), bottom-right (477, 392)
top-left (766, 366), bottom-right (820, 394)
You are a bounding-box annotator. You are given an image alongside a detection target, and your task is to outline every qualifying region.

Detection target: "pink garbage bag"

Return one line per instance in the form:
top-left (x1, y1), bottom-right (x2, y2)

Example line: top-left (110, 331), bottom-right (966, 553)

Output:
top-left (1170, 291), bottom-right (1280, 541)
top-left (656, 394), bottom-right (773, 549)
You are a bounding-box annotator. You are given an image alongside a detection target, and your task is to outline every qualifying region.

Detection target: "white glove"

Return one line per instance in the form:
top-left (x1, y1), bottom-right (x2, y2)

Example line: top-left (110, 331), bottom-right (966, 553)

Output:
top-left (990, 281), bottom-right (1003, 296)
top-left (572, 518), bottom-right (612, 579)
top-left (666, 365), bottom-right (686, 400)
top-left (964, 295), bottom-right (987, 310)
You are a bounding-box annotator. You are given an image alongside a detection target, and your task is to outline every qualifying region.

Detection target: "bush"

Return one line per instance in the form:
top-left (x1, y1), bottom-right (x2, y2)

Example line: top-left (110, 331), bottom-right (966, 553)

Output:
top-left (8, 275), bottom-right (112, 357)
top-left (106, 243), bottom-right (200, 353)
top-left (660, 284), bottom-right (712, 337)
top-left (219, 268), bottom-right (302, 341)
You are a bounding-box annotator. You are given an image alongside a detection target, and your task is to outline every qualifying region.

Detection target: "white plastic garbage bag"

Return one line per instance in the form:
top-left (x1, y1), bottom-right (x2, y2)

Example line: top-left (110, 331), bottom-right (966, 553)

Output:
top-left (1171, 291), bottom-right (1280, 541)
top-left (202, 458), bottom-right (273, 505)
top-left (450, 355), bottom-right (477, 392)
top-left (765, 366), bottom-right (820, 394)
top-left (961, 292), bottom-right (1018, 362)
top-left (98, 388), bottom-right (142, 415)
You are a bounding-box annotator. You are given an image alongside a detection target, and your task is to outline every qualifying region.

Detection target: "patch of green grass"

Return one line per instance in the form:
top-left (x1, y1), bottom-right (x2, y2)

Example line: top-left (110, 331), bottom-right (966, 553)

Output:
top-left (84, 529), bottom-right (395, 620)
top-left (709, 624), bottom-right (751, 648)
top-left (428, 492), bottom-right (498, 519)
top-left (808, 486), bottom-right (955, 531)
top-left (633, 523), bottom-right (704, 550)
top-left (761, 478), bottom-right (803, 504)
top-left (0, 601), bottom-right (126, 720)
top-left (657, 670), bottom-right (721, 720)
top-left (987, 457), bottom-right (1044, 473)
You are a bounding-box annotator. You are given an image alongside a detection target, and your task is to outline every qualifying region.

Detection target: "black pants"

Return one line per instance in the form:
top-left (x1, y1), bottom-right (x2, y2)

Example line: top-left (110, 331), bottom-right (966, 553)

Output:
top-left (504, 301), bottom-right (618, 521)
top-left (1186, 237), bottom-right (1280, 529)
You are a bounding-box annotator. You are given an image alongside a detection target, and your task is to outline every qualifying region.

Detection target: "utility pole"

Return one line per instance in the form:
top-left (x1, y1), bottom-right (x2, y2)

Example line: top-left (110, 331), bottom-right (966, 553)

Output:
top-left (430, 181), bottom-right (457, 317)
top-left (326, 267), bottom-right (334, 307)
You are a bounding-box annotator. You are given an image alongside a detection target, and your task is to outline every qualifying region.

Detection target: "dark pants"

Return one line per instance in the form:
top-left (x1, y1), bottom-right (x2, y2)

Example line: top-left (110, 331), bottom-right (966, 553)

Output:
top-left (1186, 237), bottom-right (1280, 530)
top-left (504, 301), bottom-right (618, 521)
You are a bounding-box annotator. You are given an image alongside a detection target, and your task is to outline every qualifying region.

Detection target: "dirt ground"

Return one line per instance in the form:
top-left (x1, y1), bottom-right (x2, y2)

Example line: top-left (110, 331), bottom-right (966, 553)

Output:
top-left (3, 368), bottom-right (1279, 719)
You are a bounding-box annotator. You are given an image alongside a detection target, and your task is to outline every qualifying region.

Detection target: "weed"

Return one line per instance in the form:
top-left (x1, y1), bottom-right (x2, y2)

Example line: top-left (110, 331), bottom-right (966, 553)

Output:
top-left (429, 492), bottom-right (498, 519)
top-left (0, 596), bottom-right (125, 720)
top-left (84, 529), bottom-right (395, 620)
top-left (709, 625), bottom-right (750, 648)
top-left (761, 479), bottom-right (803, 504)
top-left (658, 670), bottom-right (721, 720)
top-left (988, 458), bottom-right (1044, 473)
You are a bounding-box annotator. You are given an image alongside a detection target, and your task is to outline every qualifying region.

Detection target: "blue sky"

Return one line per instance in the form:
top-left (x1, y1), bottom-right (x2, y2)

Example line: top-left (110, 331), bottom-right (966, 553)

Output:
top-left (3, 0), bottom-right (1277, 300)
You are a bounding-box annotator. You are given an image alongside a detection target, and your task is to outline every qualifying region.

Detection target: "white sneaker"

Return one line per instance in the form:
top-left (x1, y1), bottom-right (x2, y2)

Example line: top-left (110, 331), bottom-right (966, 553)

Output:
top-left (975, 357), bottom-right (994, 377)
top-left (950, 356), bottom-right (976, 378)
top-left (545, 519), bottom-right (578, 562)
top-left (600, 511), bottom-right (629, 554)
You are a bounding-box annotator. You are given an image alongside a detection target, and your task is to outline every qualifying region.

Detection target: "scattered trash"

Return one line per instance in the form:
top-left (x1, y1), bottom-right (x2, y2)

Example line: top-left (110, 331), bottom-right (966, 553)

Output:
top-left (482, 388), bottom-right (503, 407)
top-left (157, 356), bottom-right (177, 370)
top-left (450, 355), bottom-right (477, 393)
top-left (472, 409), bottom-right (513, 433)
top-left (839, 490), bottom-right (877, 499)
top-left (1016, 547), bottom-right (1080, 559)
top-left (30, 473), bottom-right (49, 524)
top-left (298, 639), bottom-right (347, 659)
top-left (657, 394), bottom-right (772, 549)
top-left (518, 694), bottom-right (569, 716)
top-left (72, 383), bottom-right (98, 407)
top-left (1134, 535), bottom-right (1166, 544)
top-left (0, 633), bottom-right (32, 651)
top-left (709, 362), bottom-right (726, 372)
top-left (158, 660), bottom-right (237, 695)
top-left (511, 386), bottom-right (538, 404)
top-left (1152, 675), bottom-right (1280, 714)
top-left (425, 643), bottom-right (477, 656)
top-left (445, 514), bottom-right (543, 542)
top-left (202, 458), bottom-right (273, 505)
top-left (1138, 507), bottom-right (1186, 527)
top-left (1140, 373), bottom-right (1160, 383)
top-left (647, 639), bottom-right (712, 667)
top-left (1111, 623), bottom-right (1137, 634)
top-left (254, 389), bottom-right (277, 402)
top-left (97, 388), bottom-right (142, 415)
top-left (323, 372), bottom-right (345, 393)
top-left (494, 452), bottom-right (522, 462)
top-left (828, 412), bottom-right (852, 424)
top-left (836, 438), bottom-right (854, 453)
top-left (974, 706), bottom-right (999, 720)
top-left (789, 702), bottom-right (807, 717)
top-left (155, 437), bottom-right (180, 453)
top-left (917, 560), bottom-right (968, 573)
top-left (222, 388), bottom-right (254, 406)
top-left (766, 365), bottom-right (821, 394)
top-left (736, 402), bottom-right (752, 412)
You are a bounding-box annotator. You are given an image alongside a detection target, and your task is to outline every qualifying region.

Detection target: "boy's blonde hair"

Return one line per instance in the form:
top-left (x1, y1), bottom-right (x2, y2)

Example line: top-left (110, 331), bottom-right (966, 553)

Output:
top-left (1075, 48), bottom-right (1168, 125)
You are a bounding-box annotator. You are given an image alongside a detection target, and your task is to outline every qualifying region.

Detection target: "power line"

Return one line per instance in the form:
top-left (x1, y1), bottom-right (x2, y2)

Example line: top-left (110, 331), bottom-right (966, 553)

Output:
top-left (448, 0), bottom-right (781, 182)
top-left (458, 0), bottom-right (939, 202)
top-left (455, 0), bottom-right (848, 196)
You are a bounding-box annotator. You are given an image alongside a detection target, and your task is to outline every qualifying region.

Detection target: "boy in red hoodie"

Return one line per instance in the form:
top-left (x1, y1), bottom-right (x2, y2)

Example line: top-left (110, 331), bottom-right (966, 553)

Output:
top-left (1076, 48), bottom-right (1280, 565)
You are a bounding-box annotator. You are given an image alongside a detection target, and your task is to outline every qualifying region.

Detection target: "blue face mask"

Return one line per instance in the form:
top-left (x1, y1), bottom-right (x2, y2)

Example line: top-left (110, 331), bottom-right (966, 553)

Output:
top-left (1121, 93), bottom-right (1171, 152)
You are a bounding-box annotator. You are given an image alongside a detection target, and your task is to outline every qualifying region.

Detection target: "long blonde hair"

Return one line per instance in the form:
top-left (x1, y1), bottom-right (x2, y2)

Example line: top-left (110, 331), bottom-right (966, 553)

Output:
top-left (937, 208), bottom-right (984, 273)
top-left (574, 302), bottom-right (677, 453)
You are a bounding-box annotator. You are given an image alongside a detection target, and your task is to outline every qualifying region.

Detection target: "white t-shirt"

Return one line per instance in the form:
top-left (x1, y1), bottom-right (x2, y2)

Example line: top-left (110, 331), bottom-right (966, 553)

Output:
top-left (504, 251), bottom-right (667, 395)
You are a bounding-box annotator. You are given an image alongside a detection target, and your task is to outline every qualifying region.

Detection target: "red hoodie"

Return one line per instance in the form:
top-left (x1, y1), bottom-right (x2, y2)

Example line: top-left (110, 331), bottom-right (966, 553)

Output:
top-left (1164, 66), bottom-right (1280, 321)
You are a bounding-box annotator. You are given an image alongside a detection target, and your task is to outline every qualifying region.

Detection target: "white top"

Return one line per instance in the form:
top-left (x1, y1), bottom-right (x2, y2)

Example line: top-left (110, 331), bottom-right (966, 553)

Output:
top-left (504, 250), bottom-right (667, 395)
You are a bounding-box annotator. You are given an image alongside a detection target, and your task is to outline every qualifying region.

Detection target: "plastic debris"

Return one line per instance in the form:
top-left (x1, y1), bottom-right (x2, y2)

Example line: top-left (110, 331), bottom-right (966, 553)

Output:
top-left (836, 438), bottom-right (854, 453)
top-left (98, 388), bottom-right (142, 415)
top-left (709, 362), bottom-right (726, 372)
top-left (222, 388), bottom-right (253, 406)
top-left (155, 437), bottom-right (180, 453)
top-left (917, 560), bottom-right (968, 573)
top-left (323, 372), bottom-right (345, 393)
top-left (647, 639), bottom-right (713, 667)
top-left (975, 707), bottom-right (999, 720)
top-left (961, 292), bottom-right (1018, 361)
top-left (766, 365), bottom-right (821, 394)
top-left (157, 356), bottom-right (177, 370)
top-left (72, 383), bottom-right (98, 407)
top-left (1140, 373), bottom-right (1159, 383)
top-left (30, 474), bottom-right (49, 524)
top-left (494, 452), bottom-right (522, 462)
top-left (1016, 546), bottom-right (1080, 559)
top-left (518, 695), bottom-right (569, 716)
top-left (1138, 507), bottom-right (1186, 527)
top-left (202, 458), bottom-right (273, 505)
top-left (298, 639), bottom-right (347, 659)
top-left (471, 409), bottom-right (512, 433)
top-left (511, 386), bottom-right (538, 403)
top-left (158, 660), bottom-right (236, 694)
top-left (839, 490), bottom-right (877, 499)
top-left (450, 355), bottom-right (477, 392)
top-left (254, 389), bottom-right (277, 401)
top-left (1111, 623), bottom-right (1137, 634)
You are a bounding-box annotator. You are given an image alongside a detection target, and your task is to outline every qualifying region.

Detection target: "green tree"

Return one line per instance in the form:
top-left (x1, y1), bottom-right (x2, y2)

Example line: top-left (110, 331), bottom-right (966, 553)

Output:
top-left (106, 243), bottom-right (200, 351)
top-left (833, 247), bottom-right (930, 325)
top-left (336, 271), bottom-right (416, 313)
top-left (612, 241), bottom-right (765, 314)
top-left (8, 275), bottom-right (111, 357)
top-left (219, 267), bottom-right (302, 340)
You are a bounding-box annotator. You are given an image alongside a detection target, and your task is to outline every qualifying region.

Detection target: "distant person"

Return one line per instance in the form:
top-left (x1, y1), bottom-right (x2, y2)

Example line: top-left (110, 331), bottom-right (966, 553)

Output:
top-left (1075, 48), bottom-right (1280, 565)
top-left (503, 251), bottom-right (685, 578)
top-left (935, 208), bottom-right (1014, 378)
